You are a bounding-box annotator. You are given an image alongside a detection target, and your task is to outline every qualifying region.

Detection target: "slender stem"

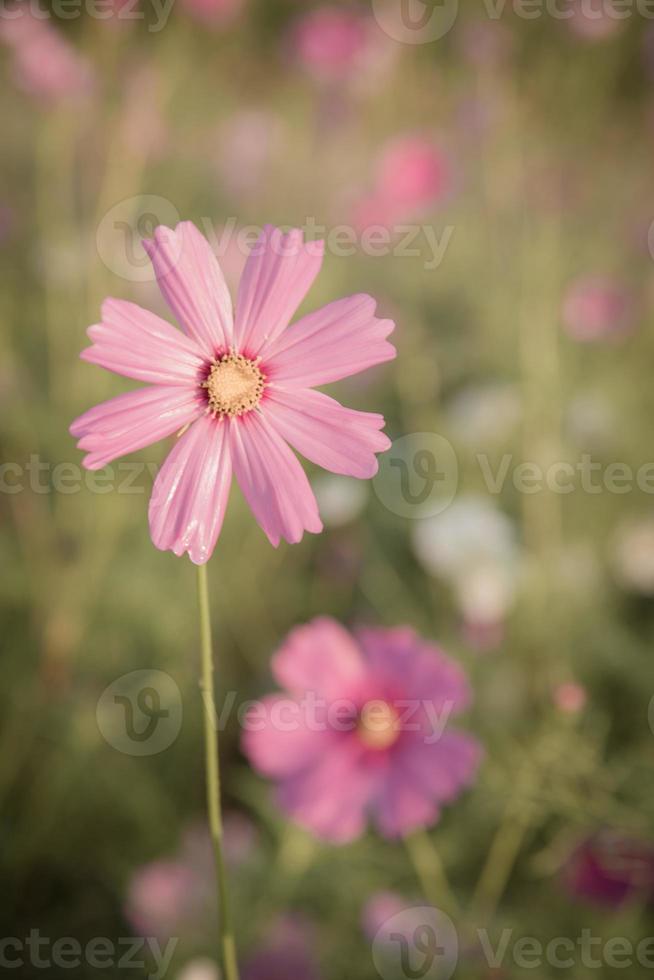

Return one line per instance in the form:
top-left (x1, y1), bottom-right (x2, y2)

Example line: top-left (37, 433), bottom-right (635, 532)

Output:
top-left (404, 829), bottom-right (460, 916)
top-left (197, 563), bottom-right (240, 980)
top-left (470, 807), bottom-right (529, 925)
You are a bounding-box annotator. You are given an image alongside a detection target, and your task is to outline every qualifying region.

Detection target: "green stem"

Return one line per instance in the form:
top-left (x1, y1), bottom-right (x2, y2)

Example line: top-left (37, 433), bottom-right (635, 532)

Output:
top-left (404, 829), bottom-right (459, 916)
top-left (197, 563), bottom-right (240, 980)
top-left (470, 808), bottom-right (529, 925)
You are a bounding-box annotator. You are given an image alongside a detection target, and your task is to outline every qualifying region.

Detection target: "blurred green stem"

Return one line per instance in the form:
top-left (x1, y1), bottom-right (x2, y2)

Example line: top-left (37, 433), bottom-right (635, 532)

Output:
top-left (404, 829), bottom-right (459, 916)
top-left (197, 563), bottom-right (240, 980)
top-left (470, 806), bottom-right (530, 925)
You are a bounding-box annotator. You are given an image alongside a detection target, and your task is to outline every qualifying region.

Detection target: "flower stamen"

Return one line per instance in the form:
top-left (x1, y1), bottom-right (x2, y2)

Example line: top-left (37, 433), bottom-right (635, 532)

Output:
top-left (202, 350), bottom-right (265, 418)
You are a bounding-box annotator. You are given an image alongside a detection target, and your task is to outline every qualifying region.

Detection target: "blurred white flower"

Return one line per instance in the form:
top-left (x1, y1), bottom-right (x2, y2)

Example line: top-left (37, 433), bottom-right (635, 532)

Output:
top-left (444, 383), bottom-right (521, 448)
top-left (312, 474), bottom-right (368, 527)
top-left (177, 959), bottom-right (221, 980)
top-left (612, 519), bottom-right (654, 594)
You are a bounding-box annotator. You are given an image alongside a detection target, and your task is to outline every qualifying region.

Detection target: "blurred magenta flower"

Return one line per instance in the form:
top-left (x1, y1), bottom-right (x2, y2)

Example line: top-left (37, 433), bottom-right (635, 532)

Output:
top-left (0, 11), bottom-right (93, 103)
top-left (354, 135), bottom-right (451, 230)
top-left (291, 6), bottom-right (370, 83)
top-left (180, 0), bottom-right (245, 27)
top-left (361, 891), bottom-right (412, 940)
top-left (125, 860), bottom-right (201, 939)
top-left (567, 0), bottom-right (624, 41)
top-left (562, 276), bottom-right (634, 342)
top-left (242, 618), bottom-right (481, 842)
top-left (125, 816), bottom-right (255, 940)
top-left (563, 832), bottom-right (654, 907)
top-left (243, 917), bottom-right (320, 980)
top-left (71, 223), bottom-right (395, 562)
top-left (553, 682), bottom-right (587, 714)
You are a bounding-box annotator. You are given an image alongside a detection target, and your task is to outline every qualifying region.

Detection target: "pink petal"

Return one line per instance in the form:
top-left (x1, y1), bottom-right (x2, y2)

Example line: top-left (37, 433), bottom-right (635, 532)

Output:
top-left (357, 627), bottom-right (473, 715)
top-left (142, 221), bottom-right (234, 356)
top-left (81, 298), bottom-right (206, 385)
top-left (228, 411), bottom-right (322, 547)
top-left (148, 414), bottom-right (232, 564)
top-left (264, 387), bottom-right (390, 479)
top-left (264, 293), bottom-right (395, 388)
top-left (373, 765), bottom-right (440, 839)
top-left (70, 385), bottom-right (204, 471)
top-left (234, 225), bottom-right (324, 356)
top-left (276, 737), bottom-right (376, 844)
top-left (271, 617), bottom-right (367, 699)
top-left (241, 694), bottom-right (333, 778)
top-left (399, 731), bottom-right (482, 803)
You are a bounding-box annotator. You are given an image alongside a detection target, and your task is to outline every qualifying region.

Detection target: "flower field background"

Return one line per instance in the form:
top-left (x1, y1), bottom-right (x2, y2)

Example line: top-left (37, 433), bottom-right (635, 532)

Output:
top-left (1, 2), bottom-right (654, 978)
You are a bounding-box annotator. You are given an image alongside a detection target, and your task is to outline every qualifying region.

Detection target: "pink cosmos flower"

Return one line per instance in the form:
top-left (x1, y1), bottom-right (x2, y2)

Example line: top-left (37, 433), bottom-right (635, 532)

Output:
top-left (242, 917), bottom-right (320, 980)
top-left (562, 275), bottom-right (634, 342)
top-left (0, 11), bottom-right (93, 103)
top-left (553, 681), bottom-right (587, 713)
top-left (70, 223), bottom-right (395, 563)
top-left (353, 135), bottom-right (451, 231)
top-left (291, 6), bottom-right (370, 83)
top-left (562, 832), bottom-right (654, 908)
top-left (242, 618), bottom-right (481, 843)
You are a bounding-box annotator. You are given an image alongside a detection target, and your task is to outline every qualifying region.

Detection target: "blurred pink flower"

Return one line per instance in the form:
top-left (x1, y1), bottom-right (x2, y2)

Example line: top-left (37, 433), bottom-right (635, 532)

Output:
top-left (567, 0), bottom-right (624, 40)
top-left (179, 0), bottom-right (245, 27)
top-left (243, 917), bottom-right (320, 980)
top-left (0, 11), bottom-right (93, 103)
top-left (563, 832), bottom-right (654, 907)
top-left (291, 6), bottom-right (370, 83)
top-left (125, 860), bottom-right (200, 939)
top-left (457, 19), bottom-right (513, 68)
top-left (125, 817), bottom-right (255, 939)
top-left (553, 682), bottom-right (587, 713)
top-left (361, 891), bottom-right (412, 940)
top-left (242, 618), bottom-right (481, 842)
top-left (353, 135), bottom-right (451, 230)
top-left (215, 109), bottom-right (283, 198)
top-left (562, 276), bottom-right (634, 342)
top-left (71, 222), bottom-right (395, 563)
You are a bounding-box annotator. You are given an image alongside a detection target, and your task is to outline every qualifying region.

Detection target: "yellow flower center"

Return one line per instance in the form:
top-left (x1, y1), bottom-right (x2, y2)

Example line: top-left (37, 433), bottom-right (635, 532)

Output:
top-left (202, 351), bottom-right (264, 418)
top-left (358, 700), bottom-right (400, 751)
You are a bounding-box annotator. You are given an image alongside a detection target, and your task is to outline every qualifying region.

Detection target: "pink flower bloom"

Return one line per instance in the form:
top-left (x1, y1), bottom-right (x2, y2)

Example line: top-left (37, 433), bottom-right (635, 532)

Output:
top-left (376, 136), bottom-right (451, 215)
top-left (179, 0), bottom-right (245, 26)
top-left (361, 891), bottom-right (412, 940)
top-left (353, 136), bottom-right (451, 230)
top-left (562, 832), bottom-right (654, 908)
top-left (0, 11), bottom-right (93, 103)
top-left (291, 6), bottom-right (370, 83)
top-left (243, 917), bottom-right (320, 980)
top-left (242, 618), bottom-right (481, 843)
top-left (71, 223), bottom-right (395, 563)
top-left (553, 682), bottom-right (587, 713)
top-left (562, 276), bottom-right (634, 342)
top-left (125, 860), bottom-right (200, 939)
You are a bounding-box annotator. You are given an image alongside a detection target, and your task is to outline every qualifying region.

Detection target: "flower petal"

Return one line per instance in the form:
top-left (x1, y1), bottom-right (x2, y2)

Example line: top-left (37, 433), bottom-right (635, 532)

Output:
top-left (372, 764), bottom-right (440, 839)
top-left (271, 616), bottom-right (366, 700)
top-left (81, 298), bottom-right (206, 385)
top-left (264, 387), bottom-right (390, 479)
top-left (70, 385), bottom-right (204, 471)
top-left (142, 221), bottom-right (234, 355)
top-left (399, 730), bottom-right (482, 803)
top-left (264, 293), bottom-right (395, 388)
top-left (234, 225), bottom-right (324, 356)
top-left (241, 694), bottom-right (333, 778)
top-left (148, 414), bottom-right (232, 565)
top-left (275, 738), bottom-right (376, 844)
top-left (229, 411), bottom-right (322, 547)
